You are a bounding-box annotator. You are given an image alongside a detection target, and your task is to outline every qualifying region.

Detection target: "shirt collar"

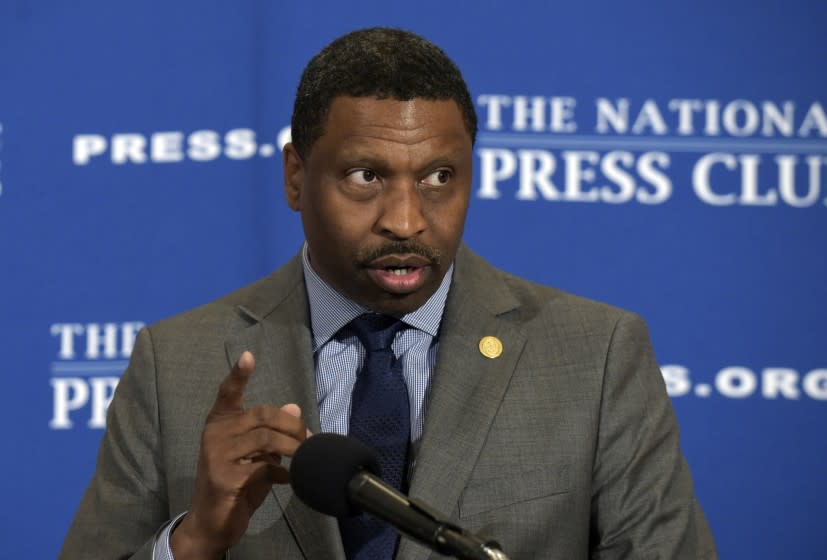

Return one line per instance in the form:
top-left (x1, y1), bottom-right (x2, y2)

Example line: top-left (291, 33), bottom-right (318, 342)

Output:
top-left (301, 243), bottom-right (453, 351)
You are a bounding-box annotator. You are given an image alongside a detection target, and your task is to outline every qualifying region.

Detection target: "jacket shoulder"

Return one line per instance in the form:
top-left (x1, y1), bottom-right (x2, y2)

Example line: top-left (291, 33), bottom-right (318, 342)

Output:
top-left (146, 255), bottom-right (304, 345)
top-left (457, 245), bottom-right (635, 328)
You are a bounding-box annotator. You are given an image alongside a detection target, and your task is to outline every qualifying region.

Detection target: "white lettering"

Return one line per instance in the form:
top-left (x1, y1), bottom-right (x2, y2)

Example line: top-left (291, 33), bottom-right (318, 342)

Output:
top-left (111, 134), bottom-right (148, 164)
top-left (477, 95), bottom-right (512, 131)
top-left (799, 102), bottom-right (827, 137)
top-left (693, 153), bottom-right (737, 205)
top-left (277, 126), bottom-right (292, 151)
top-left (776, 155), bottom-right (823, 207)
top-left (224, 129), bottom-right (257, 160)
top-left (50, 378), bottom-right (89, 429)
top-left (668, 99), bottom-right (703, 135)
top-left (600, 151), bottom-right (636, 204)
top-left (50, 323), bottom-right (84, 359)
top-left (762, 101), bottom-right (795, 137)
top-left (512, 96), bottom-right (545, 132)
top-left (549, 97), bottom-right (577, 133)
top-left (661, 364), bottom-right (691, 397)
top-left (803, 369), bottom-right (827, 400)
top-left (631, 100), bottom-right (668, 135)
top-left (723, 100), bottom-right (760, 136)
top-left (704, 100), bottom-right (721, 136)
top-left (517, 150), bottom-right (560, 200)
top-left (85, 323), bottom-right (119, 360)
top-left (595, 98), bottom-right (629, 134)
top-left (187, 130), bottom-right (222, 161)
top-left (72, 135), bottom-right (108, 165)
top-left (88, 377), bottom-right (119, 428)
top-left (513, 96), bottom-right (546, 132)
top-left (716, 367), bottom-right (757, 398)
top-left (477, 148), bottom-right (517, 199)
top-left (120, 322), bottom-right (144, 357)
top-left (762, 368), bottom-right (800, 399)
top-left (636, 152), bottom-right (672, 204)
top-left (561, 151), bottom-right (599, 202)
top-left (738, 155), bottom-right (777, 205)
top-left (150, 132), bottom-right (184, 163)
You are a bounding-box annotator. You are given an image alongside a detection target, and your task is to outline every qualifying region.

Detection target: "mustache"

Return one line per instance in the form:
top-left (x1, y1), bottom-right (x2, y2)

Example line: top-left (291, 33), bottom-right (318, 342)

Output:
top-left (356, 240), bottom-right (442, 266)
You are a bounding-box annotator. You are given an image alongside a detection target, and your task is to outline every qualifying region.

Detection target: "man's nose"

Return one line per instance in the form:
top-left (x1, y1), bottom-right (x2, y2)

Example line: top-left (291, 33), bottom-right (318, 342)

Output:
top-left (374, 180), bottom-right (427, 240)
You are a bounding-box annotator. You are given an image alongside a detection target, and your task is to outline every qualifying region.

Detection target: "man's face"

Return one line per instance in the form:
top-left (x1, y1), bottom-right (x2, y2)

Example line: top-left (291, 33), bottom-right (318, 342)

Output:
top-left (283, 96), bottom-right (473, 315)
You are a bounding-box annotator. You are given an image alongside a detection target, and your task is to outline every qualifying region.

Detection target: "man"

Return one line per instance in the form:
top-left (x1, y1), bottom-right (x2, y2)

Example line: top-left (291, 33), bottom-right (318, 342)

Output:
top-left (61, 28), bottom-right (716, 559)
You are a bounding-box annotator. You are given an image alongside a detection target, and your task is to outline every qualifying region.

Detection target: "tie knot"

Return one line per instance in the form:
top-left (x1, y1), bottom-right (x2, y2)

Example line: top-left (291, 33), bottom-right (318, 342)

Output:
top-left (346, 313), bottom-right (404, 352)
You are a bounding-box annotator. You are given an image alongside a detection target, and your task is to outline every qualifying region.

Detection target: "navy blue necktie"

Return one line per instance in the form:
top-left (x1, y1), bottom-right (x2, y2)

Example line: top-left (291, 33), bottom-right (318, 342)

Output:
top-left (339, 313), bottom-right (410, 560)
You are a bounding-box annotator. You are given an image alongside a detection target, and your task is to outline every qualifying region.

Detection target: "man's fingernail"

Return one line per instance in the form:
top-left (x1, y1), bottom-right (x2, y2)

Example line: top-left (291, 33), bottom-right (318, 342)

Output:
top-left (281, 403), bottom-right (302, 417)
top-left (239, 351), bottom-right (255, 368)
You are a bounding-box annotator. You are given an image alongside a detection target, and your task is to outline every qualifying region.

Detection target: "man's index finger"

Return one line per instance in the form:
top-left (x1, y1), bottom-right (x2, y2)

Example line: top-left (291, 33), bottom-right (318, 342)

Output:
top-left (211, 351), bottom-right (256, 414)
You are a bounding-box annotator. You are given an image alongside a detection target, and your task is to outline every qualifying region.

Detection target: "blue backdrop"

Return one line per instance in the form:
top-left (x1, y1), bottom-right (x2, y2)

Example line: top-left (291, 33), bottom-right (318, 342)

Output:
top-left (1, 1), bottom-right (825, 557)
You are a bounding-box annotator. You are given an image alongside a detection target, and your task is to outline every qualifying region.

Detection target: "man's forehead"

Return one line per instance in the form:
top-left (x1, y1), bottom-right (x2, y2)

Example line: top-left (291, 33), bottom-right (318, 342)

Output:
top-left (328, 95), bottom-right (460, 118)
top-left (321, 96), bottom-right (470, 141)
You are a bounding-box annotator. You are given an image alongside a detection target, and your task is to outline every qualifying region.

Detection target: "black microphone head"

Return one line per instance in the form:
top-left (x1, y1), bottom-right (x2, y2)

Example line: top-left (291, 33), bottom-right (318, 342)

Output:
top-left (290, 433), bottom-right (381, 517)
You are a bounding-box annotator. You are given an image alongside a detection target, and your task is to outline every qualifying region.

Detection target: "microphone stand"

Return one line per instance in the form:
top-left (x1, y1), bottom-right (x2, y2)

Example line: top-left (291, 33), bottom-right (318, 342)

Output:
top-left (479, 547), bottom-right (510, 560)
top-left (349, 472), bottom-right (510, 560)
top-left (423, 503), bottom-right (511, 560)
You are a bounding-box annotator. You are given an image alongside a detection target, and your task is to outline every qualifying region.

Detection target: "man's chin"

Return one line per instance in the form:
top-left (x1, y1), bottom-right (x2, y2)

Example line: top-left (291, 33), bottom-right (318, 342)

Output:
top-left (366, 293), bottom-right (427, 317)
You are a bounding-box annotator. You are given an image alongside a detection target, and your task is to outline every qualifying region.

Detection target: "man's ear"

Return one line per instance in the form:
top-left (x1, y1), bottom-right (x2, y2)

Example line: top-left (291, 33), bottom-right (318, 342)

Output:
top-left (283, 143), bottom-right (304, 211)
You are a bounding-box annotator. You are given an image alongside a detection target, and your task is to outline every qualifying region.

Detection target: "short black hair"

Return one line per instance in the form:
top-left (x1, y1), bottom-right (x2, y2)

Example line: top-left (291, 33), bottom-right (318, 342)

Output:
top-left (290, 27), bottom-right (477, 158)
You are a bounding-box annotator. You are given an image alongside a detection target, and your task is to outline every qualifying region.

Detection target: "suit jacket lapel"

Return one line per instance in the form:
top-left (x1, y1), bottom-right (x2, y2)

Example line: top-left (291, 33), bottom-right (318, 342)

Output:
top-left (398, 246), bottom-right (526, 560)
top-left (224, 254), bottom-right (346, 560)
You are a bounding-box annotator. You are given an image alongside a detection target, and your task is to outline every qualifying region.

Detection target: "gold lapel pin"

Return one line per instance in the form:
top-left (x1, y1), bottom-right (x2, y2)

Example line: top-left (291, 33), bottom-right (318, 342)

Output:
top-left (479, 336), bottom-right (503, 359)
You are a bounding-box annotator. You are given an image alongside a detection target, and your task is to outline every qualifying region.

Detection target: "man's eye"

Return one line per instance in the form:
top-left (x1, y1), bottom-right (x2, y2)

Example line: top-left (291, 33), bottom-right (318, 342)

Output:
top-left (346, 169), bottom-right (379, 185)
top-left (421, 169), bottom-right (452, 187)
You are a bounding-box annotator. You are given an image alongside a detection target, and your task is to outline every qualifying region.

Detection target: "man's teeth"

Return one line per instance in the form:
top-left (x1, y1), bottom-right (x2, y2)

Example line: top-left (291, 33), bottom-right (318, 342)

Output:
top-left (388, 267), bottom-right (412, 276)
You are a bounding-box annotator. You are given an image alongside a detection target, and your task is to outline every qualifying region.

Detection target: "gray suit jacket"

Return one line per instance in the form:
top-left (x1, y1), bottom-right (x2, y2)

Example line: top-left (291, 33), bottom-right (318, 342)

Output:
top-left (61, 245), bottom-right (716, 559)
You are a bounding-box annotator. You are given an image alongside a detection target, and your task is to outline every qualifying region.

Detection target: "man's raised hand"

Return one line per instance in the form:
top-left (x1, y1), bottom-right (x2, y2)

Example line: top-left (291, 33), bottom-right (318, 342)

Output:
top-left (171, 351), bottom-right (309, 559)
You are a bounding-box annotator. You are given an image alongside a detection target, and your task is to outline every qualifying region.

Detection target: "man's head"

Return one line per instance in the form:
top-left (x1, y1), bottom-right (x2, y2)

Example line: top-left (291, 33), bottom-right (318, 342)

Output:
top-left (283, 28), bottom-right (476, 316)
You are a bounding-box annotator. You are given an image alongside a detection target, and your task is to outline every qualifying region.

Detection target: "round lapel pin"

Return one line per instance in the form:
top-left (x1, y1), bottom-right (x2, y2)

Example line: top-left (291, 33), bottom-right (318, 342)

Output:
top-left (479, 336), bottom-right (503, 359)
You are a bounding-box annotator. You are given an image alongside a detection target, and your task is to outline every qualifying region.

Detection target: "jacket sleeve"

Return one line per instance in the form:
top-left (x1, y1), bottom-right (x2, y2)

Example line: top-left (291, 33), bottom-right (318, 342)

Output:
top-left (60, 327), bottom-right (171, 559)
top-left (590, 312), bottom-right (717, 559)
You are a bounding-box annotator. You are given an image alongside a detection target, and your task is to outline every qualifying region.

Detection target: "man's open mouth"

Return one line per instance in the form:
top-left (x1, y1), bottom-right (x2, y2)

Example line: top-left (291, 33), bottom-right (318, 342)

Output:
top-left (385, 267), bottom-right (416, 276)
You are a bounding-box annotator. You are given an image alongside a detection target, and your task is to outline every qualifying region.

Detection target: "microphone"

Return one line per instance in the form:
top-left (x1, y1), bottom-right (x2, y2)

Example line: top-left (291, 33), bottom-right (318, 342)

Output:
top-left (289, 433), bottom-right (510, 560)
